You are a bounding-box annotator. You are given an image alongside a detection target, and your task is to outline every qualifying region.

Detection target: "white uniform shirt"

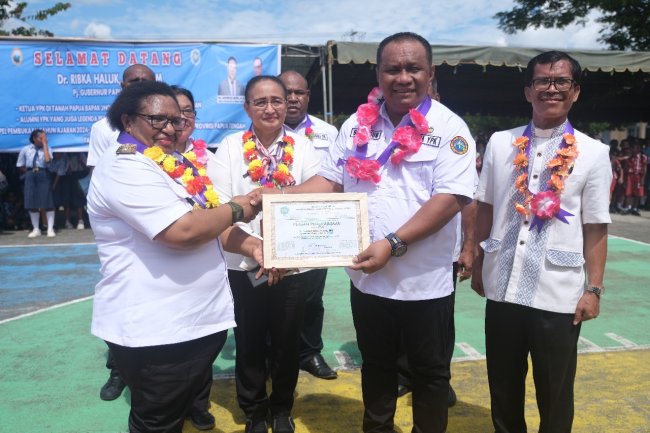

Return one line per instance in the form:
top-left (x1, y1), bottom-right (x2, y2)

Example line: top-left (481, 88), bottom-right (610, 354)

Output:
top-left (319, 99), bottom-right (476, 301)
top-left (16, 144), bottom-right (51, 169)
top-left (209, 129), bottom-right (321, 271)
top-left (476, 124), bottom-right (612, 313)
top-left (285, 114), bottom-right (338, 160)
top-left (87, 146), bottom-right (235, 347)
top-left (87, 117), bottom-right (118, 167)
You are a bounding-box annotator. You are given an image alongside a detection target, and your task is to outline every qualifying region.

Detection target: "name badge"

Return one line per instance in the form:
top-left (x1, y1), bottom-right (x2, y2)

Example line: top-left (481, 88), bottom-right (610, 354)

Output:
top-left (351, 127), bottom-right (382, 140)
top-left (422, 134), bottom-right (441, 148)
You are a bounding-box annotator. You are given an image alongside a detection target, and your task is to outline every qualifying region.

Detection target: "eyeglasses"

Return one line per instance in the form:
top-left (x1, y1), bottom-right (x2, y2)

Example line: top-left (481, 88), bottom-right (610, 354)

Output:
top-left (135, 113), bottom-right (187, 131)
top-left (180, 108), bottom-right (197, 118)
top-left (247, 97), bottom-right (287, 110)
top-left (531, 77), bottom-right (576, 92)
top-left (287, 89), bottom-right (309, 97)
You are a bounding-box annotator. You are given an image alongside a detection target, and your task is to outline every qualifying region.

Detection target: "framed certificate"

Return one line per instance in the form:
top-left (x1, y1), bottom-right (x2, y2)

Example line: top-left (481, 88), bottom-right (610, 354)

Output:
top-left (262, 193), bottom-right (370, 268)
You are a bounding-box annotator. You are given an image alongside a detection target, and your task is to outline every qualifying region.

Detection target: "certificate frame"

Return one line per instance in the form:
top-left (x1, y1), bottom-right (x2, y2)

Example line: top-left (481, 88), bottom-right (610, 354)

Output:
top-left (262, 192), bottom-right (370, 268)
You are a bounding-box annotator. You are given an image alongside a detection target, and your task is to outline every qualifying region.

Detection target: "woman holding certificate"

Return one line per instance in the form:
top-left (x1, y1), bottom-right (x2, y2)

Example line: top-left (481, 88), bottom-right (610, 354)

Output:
top-left (209, 75), bottom-right (321, 433)
top-left (87, 81), bottom-right (258, 433)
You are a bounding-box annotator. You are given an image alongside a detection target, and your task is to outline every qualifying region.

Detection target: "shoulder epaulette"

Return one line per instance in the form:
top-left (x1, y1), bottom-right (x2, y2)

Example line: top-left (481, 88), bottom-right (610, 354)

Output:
top-left (116, 144), bottom-right (136, 154)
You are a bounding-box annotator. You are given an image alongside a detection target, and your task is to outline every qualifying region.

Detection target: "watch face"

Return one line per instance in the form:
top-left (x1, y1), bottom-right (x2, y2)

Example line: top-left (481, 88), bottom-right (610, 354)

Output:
top-left (393, 244), bottom-right (407, 257)
top-left (386, 233), bottom-right (407, 257)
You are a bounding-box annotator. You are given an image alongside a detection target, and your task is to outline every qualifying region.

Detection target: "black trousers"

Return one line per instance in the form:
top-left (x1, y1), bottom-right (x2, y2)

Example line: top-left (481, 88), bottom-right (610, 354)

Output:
top-left (105, 344), bottom-right (117, 371)
top-left (351, 284), bottom-right (452, 433)
top-left (485, 300), bottom-right (581, 433)
top-left (299, 268), bottom-right (328, 362)
top-left (229, 270), bottom-right (308, 419)
top-left (107, 331), bottom-right (227, 433)
top-left (106, 344), bottom-right (211, 414)
top-left (397, 262), bottom-right (458, 388)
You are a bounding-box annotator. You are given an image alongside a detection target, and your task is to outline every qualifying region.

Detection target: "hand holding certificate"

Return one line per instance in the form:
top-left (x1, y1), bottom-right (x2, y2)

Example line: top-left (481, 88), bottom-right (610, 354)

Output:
top-left (262, 193), bottom-right (370, 268)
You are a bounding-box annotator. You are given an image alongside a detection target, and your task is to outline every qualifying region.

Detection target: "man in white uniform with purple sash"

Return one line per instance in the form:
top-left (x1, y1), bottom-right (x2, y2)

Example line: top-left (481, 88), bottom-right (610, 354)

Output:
top-left (272, 32), bottom-right (476, 433)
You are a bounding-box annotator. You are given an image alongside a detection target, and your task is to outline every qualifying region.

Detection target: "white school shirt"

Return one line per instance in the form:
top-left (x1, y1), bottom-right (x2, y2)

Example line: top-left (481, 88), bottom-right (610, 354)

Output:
top-left (285, 114), bottom-right (339, 160)
top-left (209, 129), bottom-right (321, 271)
top-left (319, 98), bottom-right (476, 301)
top-left (87, 117), bottom-right (119, 167)
top-left (476, 124), bottom-right (612, 313)
top-left (16, 144), bottom-right (52, 169)
top-left (87, 145), bottom-right (235, 347)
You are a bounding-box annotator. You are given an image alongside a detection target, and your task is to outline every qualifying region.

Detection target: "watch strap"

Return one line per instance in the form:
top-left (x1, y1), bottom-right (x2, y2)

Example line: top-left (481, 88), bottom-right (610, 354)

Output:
top-left (226, 201), bottom-right (244, 225)
top-left (385, 232), bottom-right (407, 257)
top-left (585, 285), bottom-right (603, 298)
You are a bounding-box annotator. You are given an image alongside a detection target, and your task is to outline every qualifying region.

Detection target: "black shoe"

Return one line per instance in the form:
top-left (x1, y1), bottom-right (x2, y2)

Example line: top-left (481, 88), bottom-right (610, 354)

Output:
top-left (300, 354), bottom-right (337, 379)
top-left (271, 415), bottom-right (295, 433)
top-left (190, 409), bottom-right (215, 430)
top-left (630, 209), bottom-right (641, 216)
top-left (448, 384), bottom-right (457, 407)
top-left (99, 373), bottom-right (126, 401)
top-left (245, 418), bottom-right (268, 433)
top-left (397, 384), bottom-right (411, 397)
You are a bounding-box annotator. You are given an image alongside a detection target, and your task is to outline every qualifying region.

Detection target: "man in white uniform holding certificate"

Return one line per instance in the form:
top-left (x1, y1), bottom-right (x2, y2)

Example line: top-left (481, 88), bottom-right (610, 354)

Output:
top-left (272, 32), bottom-right (476, 433)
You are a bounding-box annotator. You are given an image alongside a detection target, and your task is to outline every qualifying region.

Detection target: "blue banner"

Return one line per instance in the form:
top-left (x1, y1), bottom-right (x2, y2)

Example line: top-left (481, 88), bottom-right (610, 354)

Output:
top-left (0, 40), bottom-right (281, 152)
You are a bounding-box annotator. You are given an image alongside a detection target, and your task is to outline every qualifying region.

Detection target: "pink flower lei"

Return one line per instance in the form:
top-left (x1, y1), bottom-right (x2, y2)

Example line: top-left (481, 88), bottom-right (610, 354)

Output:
top-left (345, 87), bottom-right (429, 183)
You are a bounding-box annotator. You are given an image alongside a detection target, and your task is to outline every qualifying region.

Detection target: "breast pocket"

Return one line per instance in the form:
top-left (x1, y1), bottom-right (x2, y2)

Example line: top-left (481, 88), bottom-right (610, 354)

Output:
top-left (561, 173), bottom-right (585, 197)
top-left (390, 145), bottom-right (439, 191)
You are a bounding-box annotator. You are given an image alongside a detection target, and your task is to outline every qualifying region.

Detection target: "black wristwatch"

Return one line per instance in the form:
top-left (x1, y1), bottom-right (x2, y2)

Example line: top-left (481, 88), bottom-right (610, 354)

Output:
top-left (385, 232), bottom-right (407, 257)
top-left (226, 201), bottom-right (244, 225)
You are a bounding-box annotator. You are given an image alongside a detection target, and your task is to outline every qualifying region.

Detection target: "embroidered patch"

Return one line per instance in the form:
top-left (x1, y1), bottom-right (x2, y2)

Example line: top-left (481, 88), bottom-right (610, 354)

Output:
top-left (116, 144), bottom-right (136, 154)
top-left (450, 136), bottom-right (468, 155)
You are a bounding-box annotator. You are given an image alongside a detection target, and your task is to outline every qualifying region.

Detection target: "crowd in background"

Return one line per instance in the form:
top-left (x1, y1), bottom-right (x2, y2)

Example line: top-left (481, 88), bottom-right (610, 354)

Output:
top-left (0, 134), bottom-right (648, 234)
top-left (0, 152), bottom-right (89, 232)
top-left (609, 136), bottom-right (650, 215)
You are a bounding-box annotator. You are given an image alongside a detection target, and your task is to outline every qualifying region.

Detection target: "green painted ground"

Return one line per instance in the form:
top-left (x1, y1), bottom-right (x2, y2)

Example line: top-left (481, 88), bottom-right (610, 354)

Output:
top-left (0, 236), bottom-right (649, 433)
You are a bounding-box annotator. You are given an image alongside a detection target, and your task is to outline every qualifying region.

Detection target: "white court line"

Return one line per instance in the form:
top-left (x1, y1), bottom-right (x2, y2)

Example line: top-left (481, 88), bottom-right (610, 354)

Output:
top-left (334, 350), bottom-right (356, 370)
top-left (577, 337), bottom-right (604, 353)
top-left (0, 296), bottom-right (93, 325)
top-left (608, 234), bottom-right (650, 246)
top-left (0, 242), bottom-right (95, 248)
top-left (588, 343), bottom-right (650, 352)
top-left (452, 354), bottom-right (486, 363)
top-left (605, 332), bottom-right (638, 348)
top-left (456, 342), bottom-right (483, 359)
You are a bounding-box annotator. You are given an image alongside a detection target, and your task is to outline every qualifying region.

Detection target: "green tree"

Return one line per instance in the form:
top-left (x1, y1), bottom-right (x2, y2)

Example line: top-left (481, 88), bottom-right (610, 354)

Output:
top-left (0, 1), bottom-right (70, 37)
top-left (495, 0), bottom-right (650, 51)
